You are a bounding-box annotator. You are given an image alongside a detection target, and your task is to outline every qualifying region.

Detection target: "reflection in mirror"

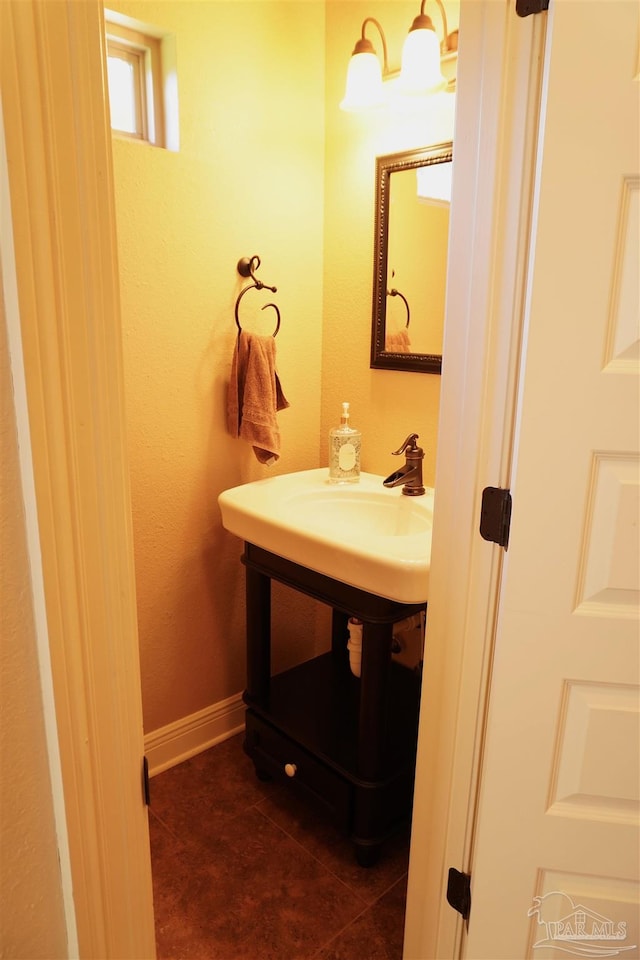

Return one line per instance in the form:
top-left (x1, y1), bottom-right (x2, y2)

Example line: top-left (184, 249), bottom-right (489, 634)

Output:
top-left (370, 143), bottom-right (453, 373)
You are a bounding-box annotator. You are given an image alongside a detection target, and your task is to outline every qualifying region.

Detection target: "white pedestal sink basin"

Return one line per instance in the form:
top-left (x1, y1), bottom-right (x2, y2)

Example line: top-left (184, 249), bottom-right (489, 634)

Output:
top-left (218, 468), bottom-right (434, 603)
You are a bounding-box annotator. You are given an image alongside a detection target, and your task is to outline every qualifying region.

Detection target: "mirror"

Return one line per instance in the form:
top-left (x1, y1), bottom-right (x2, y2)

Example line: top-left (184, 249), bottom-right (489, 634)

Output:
top-left (370, 143), bottom-right (453, 374)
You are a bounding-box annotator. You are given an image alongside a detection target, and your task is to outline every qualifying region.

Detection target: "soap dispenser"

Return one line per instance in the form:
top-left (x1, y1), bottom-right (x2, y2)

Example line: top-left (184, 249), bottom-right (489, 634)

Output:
top-left (328, 402), bottom-right (361, 483)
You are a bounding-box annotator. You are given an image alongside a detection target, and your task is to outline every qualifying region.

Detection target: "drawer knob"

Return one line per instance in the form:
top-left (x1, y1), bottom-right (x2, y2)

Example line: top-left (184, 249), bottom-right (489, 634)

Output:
top-left (284, 763), bottom-right (297, 778)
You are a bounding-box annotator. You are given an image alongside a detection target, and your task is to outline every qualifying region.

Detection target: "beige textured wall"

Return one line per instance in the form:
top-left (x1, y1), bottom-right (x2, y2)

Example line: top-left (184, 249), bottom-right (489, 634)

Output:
top-left (0, 292), bottom-right (67, 958)
top-left (112, 1), bottom-right (327, 733)
top-left (322, 1), bottom-right (457, 484)
top-left (112, 0), bottom-right (457, 735)
top-left (387, 168), bottom-right (449, 355)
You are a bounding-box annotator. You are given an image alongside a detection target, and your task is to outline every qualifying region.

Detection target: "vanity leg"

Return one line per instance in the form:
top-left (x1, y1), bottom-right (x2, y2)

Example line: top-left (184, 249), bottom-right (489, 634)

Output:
top-left (331, 609), bottom-right (350, 664)
top-left (357, 621), bottom-right (393, 781)
top-left (245, 564), bottom-right (271, 709)
top-left (354, 840), bottom-right (381, 868)
top-left (352, 621), bottom-right (393, 863)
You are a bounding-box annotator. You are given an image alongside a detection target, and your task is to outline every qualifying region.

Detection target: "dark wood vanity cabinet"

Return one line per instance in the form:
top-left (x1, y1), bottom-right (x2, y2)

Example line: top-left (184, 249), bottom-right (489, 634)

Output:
top-left (241, 543), bottom-right (425, 866)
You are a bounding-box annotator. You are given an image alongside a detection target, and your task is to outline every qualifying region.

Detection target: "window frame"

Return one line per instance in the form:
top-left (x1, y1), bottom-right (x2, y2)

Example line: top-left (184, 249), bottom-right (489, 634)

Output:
top-left (105, 20), bottom-right (165, 148)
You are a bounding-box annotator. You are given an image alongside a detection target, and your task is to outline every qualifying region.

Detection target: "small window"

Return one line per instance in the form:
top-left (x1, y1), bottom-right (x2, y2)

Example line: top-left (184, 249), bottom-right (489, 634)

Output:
top-left (107, 40), bottom-right (148, 139)
top-left (105, 13), bottom-right (178, 150)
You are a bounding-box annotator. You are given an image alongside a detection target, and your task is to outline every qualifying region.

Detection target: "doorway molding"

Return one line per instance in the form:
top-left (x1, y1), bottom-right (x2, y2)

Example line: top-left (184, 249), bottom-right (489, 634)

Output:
top-left (403, 2), bottom-right (546, 957)
top-left (1, 1), bottom-right (155, 955)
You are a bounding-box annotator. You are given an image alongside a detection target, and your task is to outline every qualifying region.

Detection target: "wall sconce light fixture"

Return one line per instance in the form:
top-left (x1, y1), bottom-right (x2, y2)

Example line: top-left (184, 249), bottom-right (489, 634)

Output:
top-left (416, 161), bottom-right (452, 205)
top-left (340, 0), bottom-right (457, 112)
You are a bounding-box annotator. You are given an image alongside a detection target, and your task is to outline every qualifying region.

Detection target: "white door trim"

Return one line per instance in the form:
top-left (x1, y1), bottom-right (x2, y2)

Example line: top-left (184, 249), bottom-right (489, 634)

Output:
top-left (403, 2), bottom-right (547, 956)
top-left (1, 100), bottom-right (78, 958)
top-left (1, 2), bottom-right (156, 955)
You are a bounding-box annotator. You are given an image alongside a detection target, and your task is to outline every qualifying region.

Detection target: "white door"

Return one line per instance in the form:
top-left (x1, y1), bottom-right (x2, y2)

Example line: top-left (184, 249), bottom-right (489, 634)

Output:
top-left (464, 1), bottom-right (640, 957)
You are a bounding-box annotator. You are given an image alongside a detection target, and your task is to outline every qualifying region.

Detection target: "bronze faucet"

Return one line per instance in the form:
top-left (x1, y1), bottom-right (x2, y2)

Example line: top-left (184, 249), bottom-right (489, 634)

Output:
top-left (383, 434), bottom-right (425, 496)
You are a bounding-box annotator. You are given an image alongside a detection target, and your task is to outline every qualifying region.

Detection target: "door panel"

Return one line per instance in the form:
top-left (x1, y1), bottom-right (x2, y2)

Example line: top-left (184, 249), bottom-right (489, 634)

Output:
top-left (464, 1), bottom-right (640, 956)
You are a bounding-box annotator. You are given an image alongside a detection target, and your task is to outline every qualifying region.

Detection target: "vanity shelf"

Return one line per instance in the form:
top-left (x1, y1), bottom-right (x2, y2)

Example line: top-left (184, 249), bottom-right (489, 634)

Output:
top-left (241, 543), bottom-right (425, 866)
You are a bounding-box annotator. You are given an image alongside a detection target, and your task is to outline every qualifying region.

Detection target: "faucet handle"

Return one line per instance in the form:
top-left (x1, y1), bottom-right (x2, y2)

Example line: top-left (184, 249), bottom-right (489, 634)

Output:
top-left (392, 433), bottom-right (423, 457)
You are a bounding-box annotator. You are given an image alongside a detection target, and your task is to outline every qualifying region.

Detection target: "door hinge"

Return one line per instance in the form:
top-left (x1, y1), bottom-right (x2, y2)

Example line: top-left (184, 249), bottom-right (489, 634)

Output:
top-left (480, 487), bottom-right (512, 549)
top-left (143, 756), bottom-right (150, 806)
top-left (516, 0), bottom-right (549, 17)
top-left (447, 867), bottom-right (471, 920)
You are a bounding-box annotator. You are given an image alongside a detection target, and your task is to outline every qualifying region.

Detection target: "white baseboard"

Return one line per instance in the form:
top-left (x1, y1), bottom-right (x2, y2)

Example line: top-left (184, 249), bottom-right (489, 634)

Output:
top-left (144, 693), bottom-right (246, 777)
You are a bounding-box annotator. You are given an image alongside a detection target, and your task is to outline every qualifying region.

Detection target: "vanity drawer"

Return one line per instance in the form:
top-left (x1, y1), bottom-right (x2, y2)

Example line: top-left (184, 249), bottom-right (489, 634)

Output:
top-left (244, 711), bottom-right (352, 830)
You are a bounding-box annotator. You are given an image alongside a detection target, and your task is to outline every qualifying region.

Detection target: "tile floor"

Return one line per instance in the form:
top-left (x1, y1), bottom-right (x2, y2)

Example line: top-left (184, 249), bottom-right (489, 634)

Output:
top-left (149, 731), bottom-right (410, 959)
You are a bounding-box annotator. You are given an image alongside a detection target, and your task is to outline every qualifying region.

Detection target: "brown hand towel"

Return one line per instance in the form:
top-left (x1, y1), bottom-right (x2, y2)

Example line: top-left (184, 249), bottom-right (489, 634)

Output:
top-left (385, 329), bottom-right (412, 353)
top-left (227, 331), bottom-right (290, 464)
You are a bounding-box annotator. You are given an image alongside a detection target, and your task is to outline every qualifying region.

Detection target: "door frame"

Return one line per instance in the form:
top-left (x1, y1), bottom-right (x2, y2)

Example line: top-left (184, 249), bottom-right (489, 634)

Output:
top-left (1, 1), bottom-right (155, 956)
top-left (2, 0), bottom-right (547, 955)
top-left (403, 2), bottom-right (547, 956)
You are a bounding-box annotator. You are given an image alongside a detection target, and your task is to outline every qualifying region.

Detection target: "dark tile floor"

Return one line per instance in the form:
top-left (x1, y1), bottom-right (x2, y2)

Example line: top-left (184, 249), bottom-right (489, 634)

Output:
top-left (149, 732), bottom-right (410, 959)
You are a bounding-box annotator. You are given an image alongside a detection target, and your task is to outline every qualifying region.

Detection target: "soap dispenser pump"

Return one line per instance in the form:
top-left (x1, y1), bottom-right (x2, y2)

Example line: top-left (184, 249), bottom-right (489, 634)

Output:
top-left (328, 402), bottom-right (361, 483)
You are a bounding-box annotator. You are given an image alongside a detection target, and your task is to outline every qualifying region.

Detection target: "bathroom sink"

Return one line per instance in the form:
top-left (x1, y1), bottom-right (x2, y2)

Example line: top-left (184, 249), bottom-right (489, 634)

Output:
top-left (218, 468), bottom-right (434, 603)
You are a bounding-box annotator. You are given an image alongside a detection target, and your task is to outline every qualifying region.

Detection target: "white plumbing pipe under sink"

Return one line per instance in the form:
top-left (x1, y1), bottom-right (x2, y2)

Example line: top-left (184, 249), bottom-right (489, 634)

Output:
top-left (347, 612), bottom-right (426, 679)
top-left (347, 618), bottom-right (363, 677)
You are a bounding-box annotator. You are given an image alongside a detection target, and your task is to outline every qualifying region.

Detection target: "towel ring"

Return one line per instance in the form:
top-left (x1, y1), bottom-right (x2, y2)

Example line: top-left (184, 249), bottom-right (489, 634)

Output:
top-left (234, 286), bottom-right (281, 337)
top-left (235, 255), bottom-right (280, 337)
top-left (387, 288), bottom-right (410, 328)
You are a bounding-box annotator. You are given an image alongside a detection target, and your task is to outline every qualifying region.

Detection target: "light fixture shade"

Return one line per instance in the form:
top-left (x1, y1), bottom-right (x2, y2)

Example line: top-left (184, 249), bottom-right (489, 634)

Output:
top-left (340, 51), bottom-right (385, 111)
top-left (416, 162), bottom-right (452, 205)
top-left (399, 24), bottom-right (446, 94)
